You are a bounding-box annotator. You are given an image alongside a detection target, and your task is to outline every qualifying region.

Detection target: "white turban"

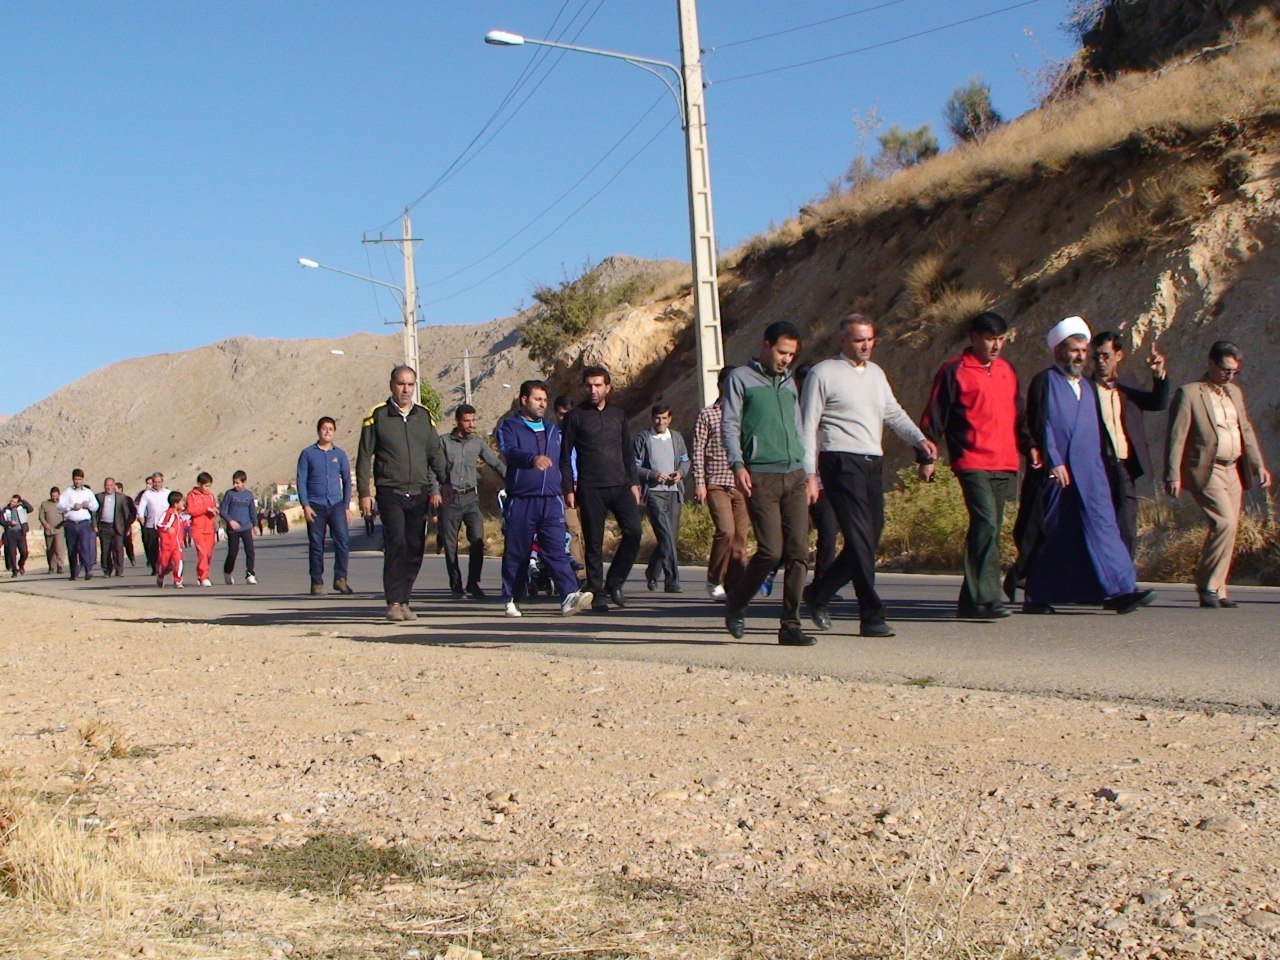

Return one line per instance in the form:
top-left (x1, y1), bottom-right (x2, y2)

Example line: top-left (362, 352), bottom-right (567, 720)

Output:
top-left (1046, 315), bottom-right (1091, 351)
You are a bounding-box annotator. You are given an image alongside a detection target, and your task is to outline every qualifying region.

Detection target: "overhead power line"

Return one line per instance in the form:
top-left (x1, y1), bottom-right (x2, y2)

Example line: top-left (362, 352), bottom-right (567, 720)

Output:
top-left (708, 0), bottom-right (912, 52)
top-left (426, 114), bottom-right (678, 308)
top-left (710, 0), bottom-right (1046, 85)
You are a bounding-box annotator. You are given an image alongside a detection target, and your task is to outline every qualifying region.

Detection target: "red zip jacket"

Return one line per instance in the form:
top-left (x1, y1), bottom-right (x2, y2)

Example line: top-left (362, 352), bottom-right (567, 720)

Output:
top-left (186, 488), bottom-right (219, 536)
top-left (921, 350), bottom-right (1029, 472)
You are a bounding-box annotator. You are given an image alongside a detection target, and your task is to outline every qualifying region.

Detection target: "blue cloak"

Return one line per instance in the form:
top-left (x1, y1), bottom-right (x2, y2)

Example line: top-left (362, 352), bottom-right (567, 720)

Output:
top-left (1026, 367), bottom-right (1136, 604)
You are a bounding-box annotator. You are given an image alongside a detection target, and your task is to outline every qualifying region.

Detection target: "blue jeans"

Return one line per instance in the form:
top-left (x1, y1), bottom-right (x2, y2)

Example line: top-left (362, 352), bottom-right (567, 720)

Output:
top-left (306, 502), bottom-right (349, 585)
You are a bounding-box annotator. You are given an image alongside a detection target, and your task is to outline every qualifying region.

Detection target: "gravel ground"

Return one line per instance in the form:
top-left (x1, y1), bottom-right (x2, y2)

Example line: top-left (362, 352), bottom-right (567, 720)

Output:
top-left (2, 591), bottom-right (1279, 959)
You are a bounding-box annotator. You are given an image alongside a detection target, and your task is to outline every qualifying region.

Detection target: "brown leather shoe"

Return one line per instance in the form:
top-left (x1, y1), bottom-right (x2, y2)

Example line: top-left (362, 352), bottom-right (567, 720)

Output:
top-left (385, 603), bottom-right (406, 621)
top-left (310, 583), bottom-right (326, 596)
top-left (333, 578), bottom-right (354, 595)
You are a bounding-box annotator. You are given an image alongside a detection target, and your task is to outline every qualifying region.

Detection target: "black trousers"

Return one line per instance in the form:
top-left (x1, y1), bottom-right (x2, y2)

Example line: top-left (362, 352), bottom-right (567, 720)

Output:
top-left (809, 493), bottom-right (839, 582)
top-left (98, 527), bottom-right (124, 575)
top-left (441, 491), bottom-right (485, 591)
top-left (142, 526), bottom-right (160, 574)
top-left (577, 484), bottom-right (642, 593)
top-left (224, 529), bottom-right (256, 575)
top-left (811, 451), bottom-right (886, 626)
top-left (377, 490), bottom-right (429, 604)
top-left (1105, 457), bottom-right (1139, 558)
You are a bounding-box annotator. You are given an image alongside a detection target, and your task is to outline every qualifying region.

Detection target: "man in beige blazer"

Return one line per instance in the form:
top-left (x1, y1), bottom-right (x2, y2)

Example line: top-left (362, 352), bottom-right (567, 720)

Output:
top-left (1164, 340), bottom-right (1271, 607)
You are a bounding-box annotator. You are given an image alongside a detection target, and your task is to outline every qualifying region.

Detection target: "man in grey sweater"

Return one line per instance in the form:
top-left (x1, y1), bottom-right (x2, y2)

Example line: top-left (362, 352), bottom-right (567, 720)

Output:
top-left (800, 313), bottom-right (936, 637)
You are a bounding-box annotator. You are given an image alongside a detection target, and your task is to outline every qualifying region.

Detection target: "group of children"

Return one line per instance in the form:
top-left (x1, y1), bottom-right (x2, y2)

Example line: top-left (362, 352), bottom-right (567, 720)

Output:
top-left (155, 471), bottom-right (258, 588)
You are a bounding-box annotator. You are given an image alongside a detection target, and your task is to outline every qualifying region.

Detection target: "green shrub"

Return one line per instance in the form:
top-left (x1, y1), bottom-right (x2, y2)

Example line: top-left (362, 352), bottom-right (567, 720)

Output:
top-left (879, 465), bottom-right (1013, 572)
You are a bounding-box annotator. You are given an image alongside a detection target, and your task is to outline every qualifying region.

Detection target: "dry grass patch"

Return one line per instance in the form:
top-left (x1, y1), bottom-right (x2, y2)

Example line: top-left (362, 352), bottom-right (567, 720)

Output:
top-left (1079, 160), bottom-right (1219, 265)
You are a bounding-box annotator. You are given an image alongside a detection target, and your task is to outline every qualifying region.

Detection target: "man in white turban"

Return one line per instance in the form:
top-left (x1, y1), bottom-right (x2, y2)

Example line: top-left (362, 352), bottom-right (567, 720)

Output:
top-left (1013, 316), bottom-right (1156, 614)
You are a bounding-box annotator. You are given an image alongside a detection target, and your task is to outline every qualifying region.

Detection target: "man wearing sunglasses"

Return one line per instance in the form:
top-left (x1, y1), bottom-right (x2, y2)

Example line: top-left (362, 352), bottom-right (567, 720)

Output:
top-left (1165, 340), bottom-right (1271, 608)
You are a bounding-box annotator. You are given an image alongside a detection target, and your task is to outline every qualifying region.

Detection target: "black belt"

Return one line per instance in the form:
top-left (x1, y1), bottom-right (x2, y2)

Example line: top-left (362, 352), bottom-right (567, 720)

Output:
top-left (1214, 458), bottom-right (1238, 466)
top-left (453, 486), bottom-right (477, 494)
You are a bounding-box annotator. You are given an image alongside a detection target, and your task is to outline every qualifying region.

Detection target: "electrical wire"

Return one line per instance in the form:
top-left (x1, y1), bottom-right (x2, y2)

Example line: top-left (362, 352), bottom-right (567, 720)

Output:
top-left (708, 0), bottom-right (912, 52)
top-left (710, 0), bottom-right (1045, 85)
top-left (425, 113), bottom-right (678, 308)
top-left (424, 91), bottom-right (668, 287)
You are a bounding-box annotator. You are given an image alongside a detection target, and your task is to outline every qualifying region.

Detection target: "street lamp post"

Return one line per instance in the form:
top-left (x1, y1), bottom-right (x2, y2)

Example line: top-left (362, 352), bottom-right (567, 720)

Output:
top-left (298, 251), bottom-right (420, 372)
top-left (485, 0), bottom-right (724, 407)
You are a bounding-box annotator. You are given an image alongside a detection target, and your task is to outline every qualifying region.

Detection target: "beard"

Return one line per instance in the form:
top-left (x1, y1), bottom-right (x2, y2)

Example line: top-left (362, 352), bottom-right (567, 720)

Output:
top-left (1065, 360), bottom-right (1085, 377)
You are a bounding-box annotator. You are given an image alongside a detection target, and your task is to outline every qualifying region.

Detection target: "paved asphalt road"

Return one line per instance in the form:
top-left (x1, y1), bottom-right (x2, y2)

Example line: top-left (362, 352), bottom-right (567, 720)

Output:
top-left (6, 529), bottom-right (1278, 714)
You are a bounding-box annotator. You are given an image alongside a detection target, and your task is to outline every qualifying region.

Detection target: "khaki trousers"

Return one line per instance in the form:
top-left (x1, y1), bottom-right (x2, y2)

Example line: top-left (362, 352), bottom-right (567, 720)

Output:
top-left (563, 502), bottom-right (587, 581)
top-left (1191, 461), bottom-right (1243, 595)
top-left (705, 485), bottom-right (748, 591)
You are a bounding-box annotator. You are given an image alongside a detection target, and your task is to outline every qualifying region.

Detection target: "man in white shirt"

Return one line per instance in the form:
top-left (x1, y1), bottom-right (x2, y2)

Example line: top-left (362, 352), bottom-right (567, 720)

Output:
top-left (799, 314), bottom-right (936, 638)
top-left (58, 468), bottom-right (99, 580)
top-left (136, 472), bottom-right (172, 576)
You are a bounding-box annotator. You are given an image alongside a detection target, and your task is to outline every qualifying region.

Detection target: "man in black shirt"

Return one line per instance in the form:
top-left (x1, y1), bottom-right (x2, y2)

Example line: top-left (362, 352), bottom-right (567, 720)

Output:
top-left (559, 366), bottom-right (642, 611)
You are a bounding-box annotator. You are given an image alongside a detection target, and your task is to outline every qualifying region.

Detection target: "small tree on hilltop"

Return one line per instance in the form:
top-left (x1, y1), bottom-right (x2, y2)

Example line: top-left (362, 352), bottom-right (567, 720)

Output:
top-left (944, 78), bottom-right (1003, 143)
top-left (875, 123), bottom-right (940, 173)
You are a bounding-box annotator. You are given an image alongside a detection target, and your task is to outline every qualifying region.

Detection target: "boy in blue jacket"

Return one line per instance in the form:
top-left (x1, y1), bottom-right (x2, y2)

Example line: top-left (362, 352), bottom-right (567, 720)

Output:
top-left (497, 380), bottom-right (593, 619)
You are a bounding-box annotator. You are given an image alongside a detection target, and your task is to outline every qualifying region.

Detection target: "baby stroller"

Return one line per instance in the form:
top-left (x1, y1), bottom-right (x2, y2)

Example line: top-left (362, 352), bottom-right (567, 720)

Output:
top-left (497, 490), bottom-right (569, 601)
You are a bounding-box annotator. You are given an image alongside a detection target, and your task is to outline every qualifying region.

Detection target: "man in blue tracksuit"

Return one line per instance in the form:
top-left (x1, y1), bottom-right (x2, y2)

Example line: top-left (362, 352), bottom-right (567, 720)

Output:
top-left (297, 416), bottom-right (353, 596)
top-left (496, 380), bottom-right (593, 619)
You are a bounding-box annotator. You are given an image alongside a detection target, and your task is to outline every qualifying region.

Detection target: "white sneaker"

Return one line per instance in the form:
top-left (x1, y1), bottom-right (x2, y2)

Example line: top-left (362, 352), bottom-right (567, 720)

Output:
top-left (224, 573), bottom-right (234, 585)
top-left (505, 600), bottom-right (523, 618)
top-left (174, 582), bottom-right (185, 589)
top-left (199, 578), bottom-right (212, 587)
top-left (708, 583), bottom-right (726, 600)
top-left (560, 590), bottom-right (593, 617)
top-left (246, 573), bottom-right (257, 585)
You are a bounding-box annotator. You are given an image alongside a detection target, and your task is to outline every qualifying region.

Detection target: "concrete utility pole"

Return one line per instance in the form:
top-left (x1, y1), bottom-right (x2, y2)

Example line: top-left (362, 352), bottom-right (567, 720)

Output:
top-left (677, 0), bottom-right (723, 408)
top-left (462, 348), bottom-right (473, 405)
top-left (401, 214), bottom-right (420, 373)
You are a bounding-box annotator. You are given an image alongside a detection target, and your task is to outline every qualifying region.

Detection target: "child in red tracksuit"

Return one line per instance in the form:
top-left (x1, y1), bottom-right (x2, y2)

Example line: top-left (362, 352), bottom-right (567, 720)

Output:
top-left (156, 491), bottom-right (186, 588)
top-left (186, 472), bottom-right (219, 587)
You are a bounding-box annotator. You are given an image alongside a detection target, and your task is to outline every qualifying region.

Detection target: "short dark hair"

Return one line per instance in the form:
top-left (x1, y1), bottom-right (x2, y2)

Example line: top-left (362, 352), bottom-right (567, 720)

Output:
top-left (1209, 340), bottom-right (1242, 365)
top-left (792, 363), bottom-right (813, 386)
top-left (232, 470), bottom-right (247, 483)
top-left (519, 379), bottom-right (548, 400)
top-left (553, 395), bottom-right (573, 412)
top-left (651, 404), bottom-right (671, 417)
top-left (836, 313), bottom-right (874, 336)
top-left (71, 468), bottom-right (84, 479)
top-left (316, 416), bottom-right (336, 432)
top-left (970, 311), bottom-right (1008, 336)
top-left (389, 364), bottom-right (417, 384)
top-left (454, 403), bottom-right (476, 419)
top-left (50, 487), bottom-right (60, 495)
top-left (1090, 330), bottom-right (1123, 350)
top-left (196, 472), bottom-right (213, 485)
top-left (581, 365), bottom-right (611, 385)
top-left (716, 365), bottom-right (736, 389)
top-left (167, 490), bottom-right (183, 506)
top-left (763, 320), bottom-right (803, 345)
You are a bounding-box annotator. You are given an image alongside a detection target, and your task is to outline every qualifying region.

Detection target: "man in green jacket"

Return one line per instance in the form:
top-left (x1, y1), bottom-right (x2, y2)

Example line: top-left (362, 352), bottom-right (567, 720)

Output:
top-left (720, 320), bottom-right (819, 646)
top-left (357, 365), bottom-right (447, 622)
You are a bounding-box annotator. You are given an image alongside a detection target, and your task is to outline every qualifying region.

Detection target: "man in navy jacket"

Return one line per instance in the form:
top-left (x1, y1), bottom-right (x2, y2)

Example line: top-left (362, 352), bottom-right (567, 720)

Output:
top-left (497, 380), bottom-right (593, 619)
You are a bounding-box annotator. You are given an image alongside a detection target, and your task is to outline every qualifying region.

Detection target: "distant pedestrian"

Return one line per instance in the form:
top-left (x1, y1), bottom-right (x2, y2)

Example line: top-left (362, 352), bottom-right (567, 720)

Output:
top-left (440, 403), bottom-right (506, 599)
top-left (58, 469), bottom-right (99, 580)
top-left (560, 366), bottom-right (642, 611)
top-left (155, 490), bottom-right (186, 587)
top-left (298, 416), bottom-right (354, 596)
top-left (357, 365), bottom-right (447, 622)
top-left (1164, 339), bottom-right (1271, 608)
top-left (94, 477), bottom-right (136, 577)
top-left (38, 487), bottom-right (66, 575)
top-left (633, 404), bottom-right (689, 593)
top-left (692, 367), bottom-right (747, 600)
top-left (137, 473), bottom-right (171, 575)
top-left (721, 321), bottom-right (818, 646)
top-left (2, 494), bottom-right (33, 576)
top-left (219, 470), bottom-right (259, 585)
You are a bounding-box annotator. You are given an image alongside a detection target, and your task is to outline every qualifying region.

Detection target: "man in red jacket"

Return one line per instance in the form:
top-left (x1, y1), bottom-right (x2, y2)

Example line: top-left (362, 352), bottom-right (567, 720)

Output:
top-left (185, 472), bottom-right (219, 587)
top-left (921, 312), bottom-right (1035, 620)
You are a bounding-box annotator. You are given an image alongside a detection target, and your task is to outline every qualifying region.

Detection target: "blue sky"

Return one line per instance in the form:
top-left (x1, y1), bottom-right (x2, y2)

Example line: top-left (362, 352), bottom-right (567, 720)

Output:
top-left (0, 1), bottom-right (1076, 415)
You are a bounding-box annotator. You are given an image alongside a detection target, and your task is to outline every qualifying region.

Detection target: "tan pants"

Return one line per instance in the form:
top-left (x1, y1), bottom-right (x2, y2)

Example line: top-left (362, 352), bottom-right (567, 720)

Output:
top-left (706, 485), bottom-right (749, 591)
top-left (563, 502), bottom-right (587, 581)
top-left (1191, 461), bottom-right (1243, 595)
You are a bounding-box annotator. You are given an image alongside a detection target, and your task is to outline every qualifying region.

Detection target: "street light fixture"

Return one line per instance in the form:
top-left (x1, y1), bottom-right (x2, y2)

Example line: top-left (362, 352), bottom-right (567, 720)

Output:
top-left (485, 7), bottom-right (725, 407)
top-left (298, 257), bottom-right (419, 372)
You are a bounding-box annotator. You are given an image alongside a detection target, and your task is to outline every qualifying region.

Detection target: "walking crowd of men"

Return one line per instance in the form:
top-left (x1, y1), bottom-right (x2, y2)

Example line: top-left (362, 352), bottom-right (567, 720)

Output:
top-left (4, 312), bottom-right (1270, 645)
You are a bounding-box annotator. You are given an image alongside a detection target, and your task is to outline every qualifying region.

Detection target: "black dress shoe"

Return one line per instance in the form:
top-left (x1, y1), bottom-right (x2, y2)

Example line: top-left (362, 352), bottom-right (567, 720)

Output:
top-left (647, 578), bottom-right (658, 592)
top-left (1218, 596), bottom-right (1240, 608)
top-left (1021, 602), bottom-right (1056, 615)
top-left (958, 602), bottom-right (1012, 620)
top-left (725, 611), bottom-right (745, 639)
top-left (607, 586), bottom-right (627, 608)
top-left (1199, 590), bottom-right (1239, 608)
top-left (778, 625), bottom-right (817, 646)
top-left (590, 599), bottom-right (610, 613)
top-left (860, 621), bottom-right (895, 638)
top-left (466, 584), bottom-right (487, 599)
top-left (450, 589), bottom-right (465, 600)
top-left (664, 583), bottom-right (683, 593)
top-left (1104, 589), bottom-right (1155, 614)
top-left (803, 586), bottom-right (833, 631)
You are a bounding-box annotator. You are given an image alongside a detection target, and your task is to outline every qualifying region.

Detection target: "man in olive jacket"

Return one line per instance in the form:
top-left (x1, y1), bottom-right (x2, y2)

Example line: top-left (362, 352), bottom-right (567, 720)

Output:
top-left (357, 365), bottom-right (447, 622)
